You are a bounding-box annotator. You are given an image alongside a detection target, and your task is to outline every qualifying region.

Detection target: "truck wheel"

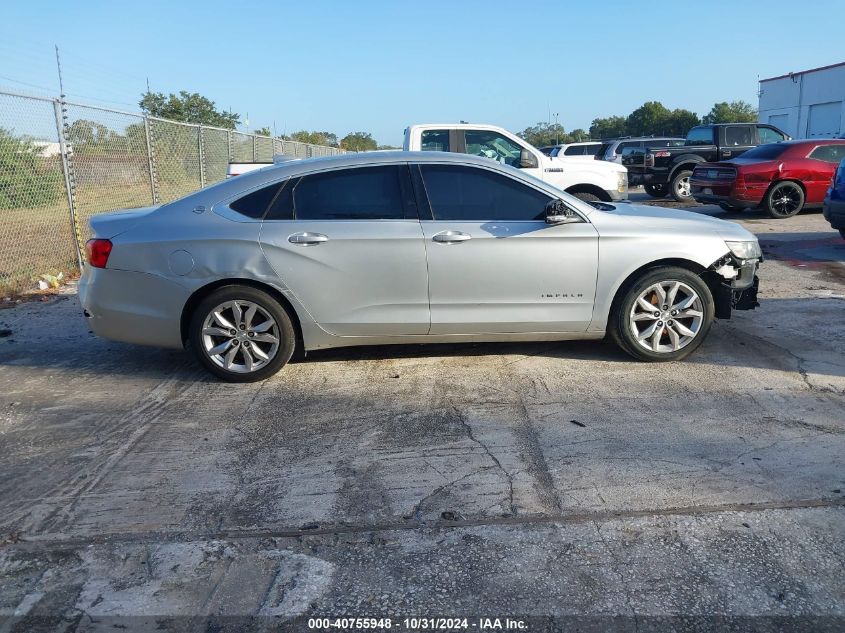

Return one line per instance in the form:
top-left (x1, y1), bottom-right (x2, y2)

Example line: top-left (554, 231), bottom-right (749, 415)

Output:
top-left (764, 181), bottom-right (804, 218)
top-left (669, 170), bottom-right (693, 202)
top-left (644, 184), bottom-right (666, 198)
top-left (610, 266), bottom-right (714, 362)
top-left (189, 286), bottom-right (296, 382)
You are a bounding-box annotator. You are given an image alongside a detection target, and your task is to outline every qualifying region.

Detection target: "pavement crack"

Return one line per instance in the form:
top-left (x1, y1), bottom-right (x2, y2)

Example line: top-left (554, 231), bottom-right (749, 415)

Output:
top-left (452, 405), bottom-right (516, 516)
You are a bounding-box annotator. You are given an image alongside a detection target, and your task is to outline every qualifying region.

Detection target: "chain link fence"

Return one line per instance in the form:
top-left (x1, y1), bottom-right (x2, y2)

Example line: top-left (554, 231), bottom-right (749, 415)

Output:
top-left (0, 89), bottom-right (347, 295)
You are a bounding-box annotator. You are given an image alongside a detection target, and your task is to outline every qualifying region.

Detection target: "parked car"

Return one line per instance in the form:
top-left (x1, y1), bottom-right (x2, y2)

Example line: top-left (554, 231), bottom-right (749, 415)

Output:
top-left (598, 137), bottom-right (685, 169)
top-left (823, 157), bottom-right (845, 238)
top-left (690, 140), bottom-right (845, 218)
top-left (623, 124), bottom-right (790, 202)
top-left (538, 146), bottom-right (557, 156)
top-left (80, 152), bottom-right (761, 382)
top-left (549, 142), bottom-right (603, 159)
top-left (404, 124), bottom-right (628, 203)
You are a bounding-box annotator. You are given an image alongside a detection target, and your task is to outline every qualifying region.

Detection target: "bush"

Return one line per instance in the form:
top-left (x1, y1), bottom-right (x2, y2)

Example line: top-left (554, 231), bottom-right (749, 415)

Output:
top-left (0, 128), bottom-right (65, 210)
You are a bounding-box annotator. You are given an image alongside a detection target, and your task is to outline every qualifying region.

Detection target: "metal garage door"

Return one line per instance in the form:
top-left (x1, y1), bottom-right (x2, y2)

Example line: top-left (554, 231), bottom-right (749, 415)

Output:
top-left (807, 102), bottom-right (842, 138)
top-left (768, 113), bottom-right (788, 133)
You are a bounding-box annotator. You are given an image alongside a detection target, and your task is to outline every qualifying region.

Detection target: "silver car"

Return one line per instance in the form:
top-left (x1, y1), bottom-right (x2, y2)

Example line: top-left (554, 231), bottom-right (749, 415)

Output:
top-left (79, 152), bottom-right (761, 382)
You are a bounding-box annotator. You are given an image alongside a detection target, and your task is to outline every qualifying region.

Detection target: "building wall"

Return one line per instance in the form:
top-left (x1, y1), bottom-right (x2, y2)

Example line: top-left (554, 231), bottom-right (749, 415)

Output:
top-left (758, 64), bottom-right (845, 139)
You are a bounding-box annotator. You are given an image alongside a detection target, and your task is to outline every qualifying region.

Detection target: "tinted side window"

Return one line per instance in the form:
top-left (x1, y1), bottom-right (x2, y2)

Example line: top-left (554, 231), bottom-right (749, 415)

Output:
top-left (615, 141), bottom-right (642, 155)
top-left (229, 183), bottom-right (282, 219)
top-left (583, 144), bottom-right (601, 156)
top-left (724, 126), bottom-right (754, 146)
top-left (292, 166), bottom-right (405, 220)
top-left (809, 144), bottom-right (845, 163)
top-left (421, 130), bottom-right (450, 152)
top-left (419, 164), bottom-right (553, 222)
top-left (758, 127), bottom-right (785, 144)
top-left (686, 127), bottom-right (715, 145)
top-left (564, 145), bottom-right (585, 156)
top-left (265, 179), bottom-right (295, 220)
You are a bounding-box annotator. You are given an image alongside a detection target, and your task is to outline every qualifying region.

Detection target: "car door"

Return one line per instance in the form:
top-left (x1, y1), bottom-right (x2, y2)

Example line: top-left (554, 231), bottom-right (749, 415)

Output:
top-left (806, 144), bottom-right (845, 202)
top-left (259, 164), bottom-right (430, 336)
top-left (414, 162), bottom-right (599, 334)
top-left (721, 125), bottom-right (756, 159)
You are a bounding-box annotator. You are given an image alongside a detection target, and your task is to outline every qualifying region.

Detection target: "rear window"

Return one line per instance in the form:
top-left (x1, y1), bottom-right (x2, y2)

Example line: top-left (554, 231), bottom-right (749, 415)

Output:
top-left (739, 144), bottom-right (790, 160)
top-left (686, 127), bottom-right (714, 145)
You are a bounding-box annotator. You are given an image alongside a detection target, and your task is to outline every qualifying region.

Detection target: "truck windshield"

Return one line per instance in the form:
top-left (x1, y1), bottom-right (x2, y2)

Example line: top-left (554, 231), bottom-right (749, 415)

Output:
top-left (686, 128), bottom-right (714, 145)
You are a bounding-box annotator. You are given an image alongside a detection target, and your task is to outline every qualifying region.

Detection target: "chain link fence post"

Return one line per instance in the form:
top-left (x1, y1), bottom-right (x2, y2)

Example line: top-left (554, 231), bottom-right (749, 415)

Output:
top-left (198, 125), bottom-right (206, 188)
top-left (144, 116), bottom-right (160, 205)
top-left (53, 98), bottom-right (83, 269)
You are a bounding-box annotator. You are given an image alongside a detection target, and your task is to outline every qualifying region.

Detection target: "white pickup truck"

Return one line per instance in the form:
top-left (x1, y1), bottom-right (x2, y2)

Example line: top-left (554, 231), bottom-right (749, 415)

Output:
top-left (404, 123), bottom-right (628, 202)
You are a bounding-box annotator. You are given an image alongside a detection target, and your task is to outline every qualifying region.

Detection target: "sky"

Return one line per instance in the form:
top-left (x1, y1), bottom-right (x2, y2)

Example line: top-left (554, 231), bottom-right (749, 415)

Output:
top-left (1, 0), bottom-right (844, 146)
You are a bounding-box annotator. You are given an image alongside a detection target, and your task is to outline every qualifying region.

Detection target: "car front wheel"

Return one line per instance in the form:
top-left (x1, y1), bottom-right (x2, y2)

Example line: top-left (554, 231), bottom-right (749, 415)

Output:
top-left (611, 267), bottom-right (715, 362)
top-left (189, 286), bottom-right (295, 382)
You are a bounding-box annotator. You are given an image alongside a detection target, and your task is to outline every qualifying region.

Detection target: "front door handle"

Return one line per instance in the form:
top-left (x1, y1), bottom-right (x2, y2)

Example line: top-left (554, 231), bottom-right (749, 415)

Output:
top-left (288, 232), bottom-right (328, 246)
top-left (432, 231), bottom-right (471, 244)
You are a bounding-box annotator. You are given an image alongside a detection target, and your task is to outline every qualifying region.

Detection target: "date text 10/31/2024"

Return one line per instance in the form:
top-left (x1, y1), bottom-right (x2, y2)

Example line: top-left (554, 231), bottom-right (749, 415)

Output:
top-left (307, 617), bottom-right (528, 630)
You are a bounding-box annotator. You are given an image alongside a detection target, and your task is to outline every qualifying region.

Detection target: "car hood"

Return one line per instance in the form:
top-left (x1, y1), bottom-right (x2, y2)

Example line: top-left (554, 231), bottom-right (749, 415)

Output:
top-left (606, 203), bottom-right (756, 241)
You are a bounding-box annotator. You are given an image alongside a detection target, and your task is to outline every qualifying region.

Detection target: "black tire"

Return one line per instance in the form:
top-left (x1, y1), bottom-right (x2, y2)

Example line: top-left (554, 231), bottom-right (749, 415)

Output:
top-left (764, 181), bottom-right (805, 218)
top-left (644, 184), bottom-right (666, 198)
top-left (572, 192), bottom-right (602, 203)
top-left (718, 201), bottom-right (745, 213)
top-left (189, 286), bottom-right (295, 382)
top-left (669, 170), bottom-right (694, 202)
top-left (610, 266), bottom-right (715, 362)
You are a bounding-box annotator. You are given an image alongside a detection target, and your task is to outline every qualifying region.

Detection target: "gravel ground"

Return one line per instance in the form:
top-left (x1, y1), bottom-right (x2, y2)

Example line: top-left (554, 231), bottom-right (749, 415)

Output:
top-left (0, 199), bottom-right (843, 632)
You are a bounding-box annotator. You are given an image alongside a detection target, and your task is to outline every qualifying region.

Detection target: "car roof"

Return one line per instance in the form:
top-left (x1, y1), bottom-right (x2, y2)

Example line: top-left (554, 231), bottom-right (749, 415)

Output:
top-left (190, 151), bottom-right (572, 207)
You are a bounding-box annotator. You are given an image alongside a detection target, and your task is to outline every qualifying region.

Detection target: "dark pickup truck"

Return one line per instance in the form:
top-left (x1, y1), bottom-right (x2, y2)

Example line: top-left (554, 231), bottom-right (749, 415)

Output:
top-left (622, 123), bottom-right (790, 202)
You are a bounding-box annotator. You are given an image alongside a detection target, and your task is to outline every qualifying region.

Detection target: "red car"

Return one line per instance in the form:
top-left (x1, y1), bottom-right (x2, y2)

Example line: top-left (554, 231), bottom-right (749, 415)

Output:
top-left (690, 139), bottom-right (845, 218)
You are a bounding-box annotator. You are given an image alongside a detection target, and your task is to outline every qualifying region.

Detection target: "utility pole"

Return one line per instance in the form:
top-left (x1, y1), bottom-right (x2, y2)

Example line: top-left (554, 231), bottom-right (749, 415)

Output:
top-left (554, 112), bottom-right (560, 144)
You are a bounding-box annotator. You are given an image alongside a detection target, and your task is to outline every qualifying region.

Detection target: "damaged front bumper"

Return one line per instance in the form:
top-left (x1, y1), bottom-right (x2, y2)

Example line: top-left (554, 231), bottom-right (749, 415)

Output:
top-left (708, 254), bottom-right (761, 318)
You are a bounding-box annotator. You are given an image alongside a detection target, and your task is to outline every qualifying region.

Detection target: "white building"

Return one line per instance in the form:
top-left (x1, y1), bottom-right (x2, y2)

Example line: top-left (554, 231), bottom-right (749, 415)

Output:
top-left (758, 62), bottom-right (845, 139)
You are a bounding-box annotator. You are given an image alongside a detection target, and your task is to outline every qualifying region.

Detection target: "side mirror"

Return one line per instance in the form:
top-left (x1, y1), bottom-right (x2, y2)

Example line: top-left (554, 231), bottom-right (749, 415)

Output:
top-left (545, 199), bottom-right (581, 225)
top-left (519, 148), bottom-right (539, 169)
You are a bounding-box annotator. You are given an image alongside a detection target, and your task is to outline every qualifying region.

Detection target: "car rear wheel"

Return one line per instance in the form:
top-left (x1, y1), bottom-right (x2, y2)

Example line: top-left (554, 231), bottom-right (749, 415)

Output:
top-left (610, 267), bottom-right (715, 362)
top-left (669, 170), bottom-right (694, 202)
top-left (189, 286), bottom-right (295, 382)
top-left (765, 181), bottom-right (805, 218)
top-left (644, 184), bottom-right (666, 198)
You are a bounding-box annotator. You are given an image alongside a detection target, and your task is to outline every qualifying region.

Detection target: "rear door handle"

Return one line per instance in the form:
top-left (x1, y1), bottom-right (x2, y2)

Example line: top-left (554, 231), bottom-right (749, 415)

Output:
top-left (432, 231), bottom-right (471, 243)
top-left (288, 232), bottom-right (328, 246)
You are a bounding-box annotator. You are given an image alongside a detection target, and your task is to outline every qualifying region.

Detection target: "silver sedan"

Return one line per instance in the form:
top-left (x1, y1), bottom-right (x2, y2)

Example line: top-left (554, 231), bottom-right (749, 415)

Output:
top-left (79, 152), bottom-right (761, 382)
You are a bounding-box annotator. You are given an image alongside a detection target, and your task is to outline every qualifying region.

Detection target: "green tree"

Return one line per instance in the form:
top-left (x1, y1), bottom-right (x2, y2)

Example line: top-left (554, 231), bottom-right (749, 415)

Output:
top-left (340, 132), bottom-right (377, 152)
top-left (568, 128), bottom-right (589, 142)
top-left (253, 127), bottom-right (271, 136)
top-left (702, 100), bottom-right (758, 124)
top-left (517, 122), bottom-right (569, 148)
top-left (626, 101), bottom-right (672, 136)
top-left (139, 91), bottom-right (240, 129)
top-left (589, 116), bottom-right (627, 139)
top-left (289, 130), bottom-right (338, 147)
top-left (0, 128), bottom-right (64, 209)
top-left (664, 109), bottom-right (701, 136)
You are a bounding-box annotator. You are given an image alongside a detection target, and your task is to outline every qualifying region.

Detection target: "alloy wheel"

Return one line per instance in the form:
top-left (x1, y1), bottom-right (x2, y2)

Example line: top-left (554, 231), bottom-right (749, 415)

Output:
top-left (675, 176), bottom-right (691, 198)
top-left (629, 281), bottom-right (704, 353)
top-left (771, 185), bottom-right (802, 216)
top-left (201, 300), bottom-right (280, 373)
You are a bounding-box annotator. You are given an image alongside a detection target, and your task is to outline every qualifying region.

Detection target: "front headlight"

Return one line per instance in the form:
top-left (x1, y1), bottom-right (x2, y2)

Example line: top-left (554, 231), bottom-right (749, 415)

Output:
top-left (617, 171), bottom-right (628, 193)
top-left (725, 240), bottom-right (761, 260)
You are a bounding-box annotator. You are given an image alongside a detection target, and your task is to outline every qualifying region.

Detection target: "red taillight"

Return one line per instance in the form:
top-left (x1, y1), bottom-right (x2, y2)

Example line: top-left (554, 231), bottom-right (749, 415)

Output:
top-left (645, 153), bottom-right (654, 167)
top-left (85, 239), bottom-right (112, 268)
